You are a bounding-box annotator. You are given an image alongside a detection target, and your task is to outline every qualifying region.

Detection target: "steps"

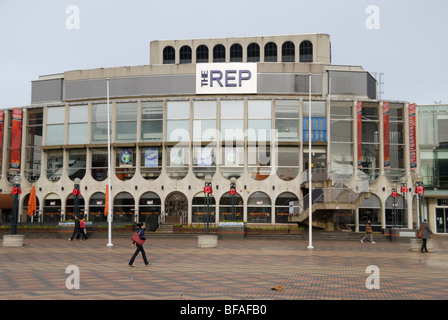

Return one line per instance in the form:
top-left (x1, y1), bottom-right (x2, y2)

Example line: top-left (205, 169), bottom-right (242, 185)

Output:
top-left (155, 224), bottom-right (173, 233)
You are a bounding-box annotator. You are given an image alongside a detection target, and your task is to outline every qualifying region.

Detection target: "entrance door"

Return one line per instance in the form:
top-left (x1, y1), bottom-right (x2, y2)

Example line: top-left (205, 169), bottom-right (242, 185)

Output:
top-left (165, 192), bottom-right (188, 224)
top-left (436, 208), bottom-right (448, 233)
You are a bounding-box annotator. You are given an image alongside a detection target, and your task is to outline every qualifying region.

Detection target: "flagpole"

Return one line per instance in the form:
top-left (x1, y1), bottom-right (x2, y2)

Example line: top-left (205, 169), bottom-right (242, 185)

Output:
top-left (307, 72), bottom-right (314, 249)
top-left (106, 78), bottom-right (113, 247)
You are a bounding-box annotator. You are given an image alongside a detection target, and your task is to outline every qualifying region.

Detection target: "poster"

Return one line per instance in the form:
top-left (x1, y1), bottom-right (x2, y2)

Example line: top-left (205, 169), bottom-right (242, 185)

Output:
top-left (383, 101), bottom-right (390, 169)
top-left (409, 103), bottom-right (417, 170)
top-left (197, 147), bottom-right (212, 166)
top-left (10, 108), bottom-right (22, 171)
top-left (119, 149), bottom-right (133, 167)
top-left (357, 101), bottom-right (363, 169)
top-left (144, 147), bottom-right (158, 167)
top-left (0, 111), bottom-right (3, 167)
top-left (170, 147), bottom-right (184, 167)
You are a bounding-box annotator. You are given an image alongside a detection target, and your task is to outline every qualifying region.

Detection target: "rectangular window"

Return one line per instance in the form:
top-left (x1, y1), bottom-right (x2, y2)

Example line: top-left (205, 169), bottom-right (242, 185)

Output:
top-left (46, 106), bottom-right (65, 145)
top-left (116, 102), bottom-right (137, 142)
top-left (91, 104), bottom-right (108, 143)
top-left (193, 100), bottom-right (216, 142)
top-left (68, 105), bottom-right (88, 144)
top-left (248, 100), bottom-right (271, 142)
top-left (141, 102), bottom-right (163, 141)
top-left (275, 100), bottom-right (299, 141)
top-left (167, 101), bottom-right (190, 142)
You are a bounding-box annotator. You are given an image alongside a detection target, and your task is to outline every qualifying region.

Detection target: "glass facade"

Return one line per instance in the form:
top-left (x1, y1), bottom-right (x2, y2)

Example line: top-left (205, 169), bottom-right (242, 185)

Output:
top-left (4, 98), bottom-right (414, 229)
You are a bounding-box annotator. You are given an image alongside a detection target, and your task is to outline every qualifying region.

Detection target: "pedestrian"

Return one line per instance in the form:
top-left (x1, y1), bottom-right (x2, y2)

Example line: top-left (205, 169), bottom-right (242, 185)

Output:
top-left (129, 223), bottom-right (150, 267)
top-left (79, 217), bottom-right (87, 240)
top-left (360, 219), bottom-right (375, 243)
top-left (69, 215), bottom-right (82, 241)
top-left (418, 219), bottom-right (432, 253)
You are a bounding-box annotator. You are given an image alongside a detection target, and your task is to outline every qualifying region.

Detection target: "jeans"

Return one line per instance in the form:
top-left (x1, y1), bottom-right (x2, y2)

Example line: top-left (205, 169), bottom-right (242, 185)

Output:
top-left (129, 244), bottom-right (149, 265)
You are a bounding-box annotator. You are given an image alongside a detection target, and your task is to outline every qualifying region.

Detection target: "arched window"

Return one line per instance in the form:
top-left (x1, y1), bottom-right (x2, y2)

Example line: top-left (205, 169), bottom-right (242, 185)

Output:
top-left (282, 41), bottom-right (295, 62)
top-left (264, 42), bottom-right (277, 62)
top-left (299, 40), bottom-right (313, 62)
top-left (247, 192), bottom-right (271, 223)
top-left (247, 43), bottom-right (260, 62)
top-left (179, 45), bottom-right (192, 64)
top-left (230, 43), bottom-right (243, 62)
top-left (213, 44), bottom-right (226, 62)
top-left (196, 45), bottom-right (209, 63)
top-left (163, 46), bottom-right (175, 64)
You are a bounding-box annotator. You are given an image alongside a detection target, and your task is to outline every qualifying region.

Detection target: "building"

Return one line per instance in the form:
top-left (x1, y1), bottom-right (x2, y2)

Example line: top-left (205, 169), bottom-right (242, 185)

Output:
top-left (417, 104), bottom-right (448, 234)
top-left (0, 34), bottom-right (435, 234)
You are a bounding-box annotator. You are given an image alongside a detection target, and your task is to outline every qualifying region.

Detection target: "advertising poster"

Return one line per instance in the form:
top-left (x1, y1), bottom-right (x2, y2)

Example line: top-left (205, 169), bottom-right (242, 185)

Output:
top-left (145, 147), bottom-right (158, 167)
top-left (357, 101), bottom-right (363, 169)
top-left (197, 147), bottom-right (212, 166)
top-left (0, 111), bottom-right (3, 167)
top-left (10, 108), bottom-right (22, 171)
top-left (119, 149), bottom-right (133, 167)
top-left (409, 103), bottom-right (417, 170)
top-left (383, 101), bottom-right (390, 169)
top-left (170, 147), bottom-right (184, 167)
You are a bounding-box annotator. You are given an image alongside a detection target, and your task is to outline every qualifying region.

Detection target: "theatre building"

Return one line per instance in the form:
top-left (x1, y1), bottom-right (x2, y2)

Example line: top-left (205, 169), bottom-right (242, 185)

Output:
top-left (0, 34), bottom-right (437, 234)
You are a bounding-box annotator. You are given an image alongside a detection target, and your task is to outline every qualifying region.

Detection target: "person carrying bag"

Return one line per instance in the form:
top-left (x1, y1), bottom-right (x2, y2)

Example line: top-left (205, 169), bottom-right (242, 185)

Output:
top-left (129, 223), bottom-right (150, 267)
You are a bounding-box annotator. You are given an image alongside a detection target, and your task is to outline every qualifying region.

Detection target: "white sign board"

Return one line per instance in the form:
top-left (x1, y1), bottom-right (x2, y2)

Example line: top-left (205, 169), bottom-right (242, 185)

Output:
top-left (196, 63), bottom-right (257, 94)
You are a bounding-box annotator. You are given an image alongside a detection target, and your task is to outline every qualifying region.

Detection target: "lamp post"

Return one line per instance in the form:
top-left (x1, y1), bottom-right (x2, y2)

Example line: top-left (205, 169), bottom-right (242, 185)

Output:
top-left (391, 183), bottom-right (398, 228)
top-left (229, 177), bottom-right (237, 221)
top-left (400, 176), bottom-right (408, 228)
top-left (11, 175), bottom-right (22, 235)
top-left (415, 173), bottom-right (424, 226)
top-left (73, 178), bottom-right (81, 218)
top-left (204, 175), bottom-right (213, 235)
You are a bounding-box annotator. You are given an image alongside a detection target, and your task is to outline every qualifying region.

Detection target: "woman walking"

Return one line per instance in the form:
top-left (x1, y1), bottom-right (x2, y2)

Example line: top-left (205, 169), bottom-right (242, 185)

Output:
top-left (360, 219), bottom-right (375, 243)
top-left (129, 223), bottom-right (150, 267)
top-left (418, 219), bottom-right (432, 253)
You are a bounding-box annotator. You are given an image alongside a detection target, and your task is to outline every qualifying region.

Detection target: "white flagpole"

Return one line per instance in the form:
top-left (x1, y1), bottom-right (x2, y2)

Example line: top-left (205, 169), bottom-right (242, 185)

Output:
top-left (106, 78), bottom-right (113, 247)
top-left (307, 72), bottom-right (314, 249)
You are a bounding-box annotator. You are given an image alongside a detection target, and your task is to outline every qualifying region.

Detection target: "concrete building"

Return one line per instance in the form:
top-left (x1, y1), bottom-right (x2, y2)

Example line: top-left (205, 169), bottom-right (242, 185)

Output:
top-left (0, 34), bottom-right (436, 235)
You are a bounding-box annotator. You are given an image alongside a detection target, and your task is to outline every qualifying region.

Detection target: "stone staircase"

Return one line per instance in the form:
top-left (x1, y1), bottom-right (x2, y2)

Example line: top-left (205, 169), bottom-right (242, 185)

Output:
top-left (155, 224), bottom-right (173, 233)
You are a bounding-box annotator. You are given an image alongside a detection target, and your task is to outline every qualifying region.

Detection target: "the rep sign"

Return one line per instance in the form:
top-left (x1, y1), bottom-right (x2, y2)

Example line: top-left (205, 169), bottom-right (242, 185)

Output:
top-left (196, 63), bottom-right (257, 94)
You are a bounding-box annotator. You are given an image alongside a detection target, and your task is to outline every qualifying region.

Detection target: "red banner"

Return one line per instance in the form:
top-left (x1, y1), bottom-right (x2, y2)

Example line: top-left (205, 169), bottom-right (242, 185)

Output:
top-left (409, 103), bottom-right (417, 170)
top-left (383, 101), bottom-right (390, 169)
top-left (10, 108), bottom-right (22, 171)
top-left (357, 101), bottom-right (363, 169)
top-left (0, 111), bottom-right (3, 168)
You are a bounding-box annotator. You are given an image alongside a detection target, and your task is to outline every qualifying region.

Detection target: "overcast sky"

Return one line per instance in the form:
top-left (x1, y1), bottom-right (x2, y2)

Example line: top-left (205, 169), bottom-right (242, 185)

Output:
top-left (0, 0), bottom-right (447, 108)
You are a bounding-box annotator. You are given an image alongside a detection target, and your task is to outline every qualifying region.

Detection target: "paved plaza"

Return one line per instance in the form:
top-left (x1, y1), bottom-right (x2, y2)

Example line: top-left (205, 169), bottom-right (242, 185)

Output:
top-left (1, 234), bottom-right (448, 303)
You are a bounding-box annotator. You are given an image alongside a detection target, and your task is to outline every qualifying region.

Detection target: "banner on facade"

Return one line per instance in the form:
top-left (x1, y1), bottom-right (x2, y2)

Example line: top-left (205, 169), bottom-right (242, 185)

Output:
top-left (383, 101), bottom-right (390, 169)
top-left (197, 147), bottom-right (212, 167)
top-left (409, 103), bottom-right (417, 170)
top-left (0, 111), bottom-right (3, 168)
top-left (10, 108), bottom-right (22, 171)
top-left (119, 149), bottom-right (133, 167)
top-left (144, 147), bottom-right (158, 167)
top-left (357, 101), bottom-right (363, 169)
top-left (196, 63), bottom-right (257, 94)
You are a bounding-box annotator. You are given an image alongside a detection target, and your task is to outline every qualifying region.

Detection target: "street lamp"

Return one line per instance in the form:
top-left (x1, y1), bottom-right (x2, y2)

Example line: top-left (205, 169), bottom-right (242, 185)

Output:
top-left (73, 178), bottom-right (81, 218)
top-left (11, 175), bottom-right (22, 235)
top-left (204, 175), bottom-right (213, 235)
top-left (229, 177), bottom-right (237, 221)
top-left (415, 173), bottom-right (424, 226)
top-left (400, 176), bottom-right (408, 228)
top-left (391, 182), bottom-right (398, 228)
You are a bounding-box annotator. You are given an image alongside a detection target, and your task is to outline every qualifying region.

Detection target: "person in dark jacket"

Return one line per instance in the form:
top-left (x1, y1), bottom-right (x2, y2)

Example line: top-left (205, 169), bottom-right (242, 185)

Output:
top-left (419, 219), bottom-right (433, 253)
top-left (129, 223), bottom-right (150, 267)
top-left (68, 215), bottom-right (84, 241)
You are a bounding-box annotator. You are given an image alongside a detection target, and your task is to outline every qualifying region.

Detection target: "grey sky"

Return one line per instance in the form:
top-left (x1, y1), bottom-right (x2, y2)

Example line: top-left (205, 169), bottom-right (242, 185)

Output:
top-left (0, 0), bottom-right (447, 108)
